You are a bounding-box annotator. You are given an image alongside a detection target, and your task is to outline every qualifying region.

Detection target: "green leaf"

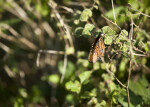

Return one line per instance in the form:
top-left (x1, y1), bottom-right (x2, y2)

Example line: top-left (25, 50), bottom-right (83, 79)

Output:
top-left (77, 59), bottom-right (90, 67)
top-left (100, 100), bottom-right (106, 106)
top-left (58, 61), bottom-right (75, 80)
top-left (104, 36), bottom-right (113, 45)
top-left (79, 71), bottom-right (91, 84)
top-left (119, 58), bottom-right (129, 78)
top-left (102, 26), bottom-right (116, 36)
top-left (81, 89), bottom-right (97, 99)
top-left (65, 94), bottom-right (74, 103)
top-left (75, 27), bottom-right (83, 37)
top-left (120, 29), bottom-right (128, 37)
top-left (119, 30), bottom-right (129, 42)
top-left (48, 74), bottom-right (60, 84)
top-left (104, 6), bottom-right (127, 25)
top-left (19, 88), bottom-right (28, 98)
top-left (77, 51), bottom-right (86, 58)
top-left (129, 75), bottom-right (150, 105)
top-left (66, 47), bottom-right (75, 55)
top-left (80, 9), bottom-right (92, 22)
top-left (65, 80), bottom-right (81, 93)
top-left (87, 97), bottom-right (98, 106)
top-left (82, 23), bottom-right (95, 38)
top-left (101, 26), bottom-right (116, 45)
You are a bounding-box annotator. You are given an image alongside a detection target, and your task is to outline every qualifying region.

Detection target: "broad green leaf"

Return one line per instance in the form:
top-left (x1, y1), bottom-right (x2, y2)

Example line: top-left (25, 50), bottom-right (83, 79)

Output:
top-left (117, 88), bottom-right (142, 107)
top-left (129, 75), bottom-right (150, 105)
top-left (80, 9), bottom-right (92, 22)
top-left (75, 27), bottom-right (83, 37)
top-left (58, 61), bottom-right (75, 80)
top-left (104, 6), bottom-right (127, 25)
top-left (65, 80), bottom-right (81, 93)
top-left (82, 23), bottom-right (95, 38)
top-left (48, 74), bottom-right (60, 84)
top-left (79, 71), bottom-right (91, 84)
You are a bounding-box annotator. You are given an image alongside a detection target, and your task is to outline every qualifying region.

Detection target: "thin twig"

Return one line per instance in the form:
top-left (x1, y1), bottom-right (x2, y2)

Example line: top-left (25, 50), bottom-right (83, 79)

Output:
top-left (133, 46), bottom-right (146, 54)
top-left (60, 53), bottom-right (67, 83)
top-left (126, 17), bottom-right (134, 107)
top-left (111, 0), bottom-right (116, 24)
top-left (101, 15), bottom-right (121, 30)
top-left (128, 5), bottom-right (150, 18)
top-left (48, 1), bottom-right (74, 48)
top-left (36, 50), bottom-right (64, 67)
top-left (133, 53), bottom-right (146, 56)
top-left (101, 57), bottom-right (127, 88)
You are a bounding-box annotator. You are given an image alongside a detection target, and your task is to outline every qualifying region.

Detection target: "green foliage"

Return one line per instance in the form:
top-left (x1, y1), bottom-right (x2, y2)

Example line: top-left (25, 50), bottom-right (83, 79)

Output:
top-left (65, 80), bottom-right (81, 94)
top-left (82, 23), bottom-right (95, 37)
top-left (105, 6), bottom-right (128, 25)
top-left (58, 61), bottom-right (75, 80)
top-left (129, 75), bottom-right (150, 105)
top-left (80, 9), bottom-right (92, 22)
top-left (48, 74), bottom-right (60, 84)
top-left (79, 71), bottom-right (91, 84)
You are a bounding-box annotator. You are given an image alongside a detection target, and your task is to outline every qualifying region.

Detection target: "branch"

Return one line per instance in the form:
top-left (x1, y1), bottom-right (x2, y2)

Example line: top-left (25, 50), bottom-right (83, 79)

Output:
top-left (128, 5), bottom-right (150, 18)
top-left (101, 57), bottom-right (127, 88)
top-left (111, 0), bottom-right (116, 24)
top-left (36, 50), bottom-right (64, 67)
top-left (60, 53), bottom-right (67, 83)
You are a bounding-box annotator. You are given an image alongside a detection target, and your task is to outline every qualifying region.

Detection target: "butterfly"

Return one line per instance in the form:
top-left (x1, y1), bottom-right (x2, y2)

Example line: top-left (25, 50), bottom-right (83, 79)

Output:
top-left (88, 33), bottom-right (105, 63)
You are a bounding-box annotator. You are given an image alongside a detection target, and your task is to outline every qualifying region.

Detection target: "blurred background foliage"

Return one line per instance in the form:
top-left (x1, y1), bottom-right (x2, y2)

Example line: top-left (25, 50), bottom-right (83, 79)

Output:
top-left (0, 0), bottom-right (150, 107)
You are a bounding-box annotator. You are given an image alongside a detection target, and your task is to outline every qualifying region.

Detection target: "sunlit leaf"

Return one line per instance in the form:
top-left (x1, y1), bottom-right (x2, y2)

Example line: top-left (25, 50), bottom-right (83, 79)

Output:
top-left (129, 75), bottom-right (150, 105)
top-left (82, 23), bottom-right (95, 38)
top-left (58, 61), bottom-right (75, 80)
top-left (65, 80), bottom-right (81, 93)
top-left (80, 9), bottom-right (92, 22)
top-left (79, 71), bottom-right (91, 84)
top-left (102, 26), bottom-right (116, 36)
top-left (66, 47), bottom-right (75, 55)
top-left (48, 74), bottom-right (60, 84)
top-left (104, 36), bottom-right (113, 45)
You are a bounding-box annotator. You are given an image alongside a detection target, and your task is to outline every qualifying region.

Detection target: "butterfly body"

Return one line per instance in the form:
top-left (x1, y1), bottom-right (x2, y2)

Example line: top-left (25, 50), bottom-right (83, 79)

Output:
top-left (88, 33), bottom-right (105, 63)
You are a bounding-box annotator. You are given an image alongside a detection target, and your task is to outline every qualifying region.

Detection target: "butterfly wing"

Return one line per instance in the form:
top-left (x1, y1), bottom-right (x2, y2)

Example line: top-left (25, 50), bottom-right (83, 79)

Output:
top-left (88, 43), bottom-right (98, 63)
top-left (88, 35), bottom-right (105, 63)
top-left (97, 37), bottom-right (105, 59)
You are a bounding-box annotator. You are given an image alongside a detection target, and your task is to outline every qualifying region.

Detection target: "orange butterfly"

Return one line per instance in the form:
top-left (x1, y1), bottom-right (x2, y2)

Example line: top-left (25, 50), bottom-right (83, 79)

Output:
top-left (88, 33), bottom-right (105, 63)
